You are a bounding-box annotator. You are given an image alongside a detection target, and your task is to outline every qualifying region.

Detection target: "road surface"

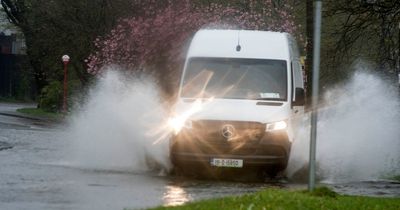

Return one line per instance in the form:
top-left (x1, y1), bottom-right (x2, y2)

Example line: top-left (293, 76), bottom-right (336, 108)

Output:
top-left (0, 103), bottom-right (398, 210)
top-left (0, 103), bottom-right (294, 210)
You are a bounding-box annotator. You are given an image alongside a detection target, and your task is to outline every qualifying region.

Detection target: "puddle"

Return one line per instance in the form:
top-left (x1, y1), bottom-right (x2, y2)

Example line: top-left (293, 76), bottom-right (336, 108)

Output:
top-left (0, 141), bottom-right (13, 151)
top-left (328, 180), bottom-right (400, 197)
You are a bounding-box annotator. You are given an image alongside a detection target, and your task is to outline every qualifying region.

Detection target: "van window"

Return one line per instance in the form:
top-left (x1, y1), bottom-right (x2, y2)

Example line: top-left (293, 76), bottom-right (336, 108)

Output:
top-left (181, 57), bottom-right (287, 101)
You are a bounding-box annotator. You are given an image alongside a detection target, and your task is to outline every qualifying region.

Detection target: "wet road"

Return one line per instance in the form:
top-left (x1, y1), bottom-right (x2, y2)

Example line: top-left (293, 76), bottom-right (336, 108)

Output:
top-left (0, 103), bottom-right (295, 210)
top-left (0, 103), bottom-right (398, 210)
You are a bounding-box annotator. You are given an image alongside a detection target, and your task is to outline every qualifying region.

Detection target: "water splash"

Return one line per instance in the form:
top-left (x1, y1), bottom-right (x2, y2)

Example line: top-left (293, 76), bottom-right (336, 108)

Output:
top-left (67, 70), bottom-right (172, 173)
top-left (288, 71), bottom-right (400, 182)
top-left (66, 67), bottom-right (399, 182)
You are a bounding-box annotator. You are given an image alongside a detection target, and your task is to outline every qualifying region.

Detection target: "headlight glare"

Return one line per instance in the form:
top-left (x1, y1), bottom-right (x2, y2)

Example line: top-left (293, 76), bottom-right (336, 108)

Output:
top-left (168, 117), bottom-right (192, 134)
top-left (266, 120), bottom-right (287, 131)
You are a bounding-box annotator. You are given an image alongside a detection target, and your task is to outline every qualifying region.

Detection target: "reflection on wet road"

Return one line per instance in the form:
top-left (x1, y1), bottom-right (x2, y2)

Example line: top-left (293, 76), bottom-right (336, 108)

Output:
top-left (163, 177), bottom-right (292, 207)
top-left (164, 185), bottom-right (190, 206)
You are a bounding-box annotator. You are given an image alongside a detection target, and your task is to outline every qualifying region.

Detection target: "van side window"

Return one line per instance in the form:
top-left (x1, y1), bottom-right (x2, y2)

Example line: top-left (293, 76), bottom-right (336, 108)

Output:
top-left (293, 61), bottom-right (304, 88)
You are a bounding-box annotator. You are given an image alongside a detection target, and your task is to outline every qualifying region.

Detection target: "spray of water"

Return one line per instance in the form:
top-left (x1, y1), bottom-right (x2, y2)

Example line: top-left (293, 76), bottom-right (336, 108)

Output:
top-left (67, 69), bottom-right (172, 173)
top-left (67, 66), bottom-right (399, 182)
top-left (288, 71), bottom-right (400, 182)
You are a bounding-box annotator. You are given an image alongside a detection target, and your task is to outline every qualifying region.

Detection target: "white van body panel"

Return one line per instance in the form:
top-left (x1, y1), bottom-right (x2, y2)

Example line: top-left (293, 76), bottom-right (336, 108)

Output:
top-left (175, 98), bottom-right (290, 123)
top-left (187, 30), bottom-right (291, 60)
top-left (175, 30), bottom-right (303, 130)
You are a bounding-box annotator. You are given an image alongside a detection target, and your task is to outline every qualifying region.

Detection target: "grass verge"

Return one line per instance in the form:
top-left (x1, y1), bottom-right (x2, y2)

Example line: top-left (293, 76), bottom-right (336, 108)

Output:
top-left (391, 175), bottom-right (400, 182)
top-left (17, 108), bottom-right (63, 120)
top-left (150, 187), bottom-right (400, 210)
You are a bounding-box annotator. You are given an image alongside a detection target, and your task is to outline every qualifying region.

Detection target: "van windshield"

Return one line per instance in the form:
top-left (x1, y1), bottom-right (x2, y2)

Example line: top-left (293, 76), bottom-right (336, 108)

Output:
top-left (181, 57), bottom-right (288, 101)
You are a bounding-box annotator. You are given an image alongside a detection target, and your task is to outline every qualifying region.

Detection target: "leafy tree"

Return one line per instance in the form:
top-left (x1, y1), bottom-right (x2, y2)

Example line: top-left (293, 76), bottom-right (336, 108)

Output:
top-left (305, 0), bottom-right (314, 107)
top-left (87, 0), bottom-right (300, 96)
top-left (2, 0), bottom-right (302, 105)
top-left (1, 0), bottom-right (135, 91)
top-left (323, 0), bottom-right (400, 81)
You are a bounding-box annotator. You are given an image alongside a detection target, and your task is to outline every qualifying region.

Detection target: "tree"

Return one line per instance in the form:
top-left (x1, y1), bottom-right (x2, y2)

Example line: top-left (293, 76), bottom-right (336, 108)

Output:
top-left (87, 0), bottom-right (300, 96)
top-left (1, 0), bottom-right (136, 92)
top-left (324, 0), bottom-right (400, 80)
top-left (305, 0), bottom-right (313, 107)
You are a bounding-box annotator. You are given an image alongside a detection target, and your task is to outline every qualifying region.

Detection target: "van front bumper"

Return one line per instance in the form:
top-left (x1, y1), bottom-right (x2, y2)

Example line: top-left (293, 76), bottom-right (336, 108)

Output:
top-left (170, 129), bottom-right (291, 169)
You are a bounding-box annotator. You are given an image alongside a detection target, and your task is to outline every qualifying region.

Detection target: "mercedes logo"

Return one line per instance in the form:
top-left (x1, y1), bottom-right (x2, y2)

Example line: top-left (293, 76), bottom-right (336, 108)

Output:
top-left (221, 124), bottom-right (236, 139)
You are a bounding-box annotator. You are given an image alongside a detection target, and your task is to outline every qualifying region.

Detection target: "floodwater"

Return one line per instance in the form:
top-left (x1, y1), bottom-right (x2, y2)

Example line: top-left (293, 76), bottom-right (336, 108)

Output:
top-left (0, 103), bottom-right (296, 210)
top-left (0, 102), bottom-right (399, 210)
top-left (1, 69), bottom-right (400, 210)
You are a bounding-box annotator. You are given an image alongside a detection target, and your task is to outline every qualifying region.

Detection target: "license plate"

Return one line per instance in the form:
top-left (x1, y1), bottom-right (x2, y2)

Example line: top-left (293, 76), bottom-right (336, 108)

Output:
top-left (210, 158), bottom-right (243, 168)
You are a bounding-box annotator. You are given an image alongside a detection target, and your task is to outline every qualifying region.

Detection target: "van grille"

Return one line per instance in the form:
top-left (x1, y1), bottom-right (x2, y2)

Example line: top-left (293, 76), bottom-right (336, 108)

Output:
top-left (188, 120), bottom-right (266, 155)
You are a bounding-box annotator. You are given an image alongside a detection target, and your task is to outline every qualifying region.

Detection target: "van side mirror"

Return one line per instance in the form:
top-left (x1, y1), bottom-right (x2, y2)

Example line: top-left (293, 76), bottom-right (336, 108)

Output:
top-left (293, 88), bottom-right (305, 106)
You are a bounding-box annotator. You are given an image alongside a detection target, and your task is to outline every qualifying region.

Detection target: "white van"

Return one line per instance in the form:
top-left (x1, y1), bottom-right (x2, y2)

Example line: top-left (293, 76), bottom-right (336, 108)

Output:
top-left (168, 29), bottom-right (305, 176)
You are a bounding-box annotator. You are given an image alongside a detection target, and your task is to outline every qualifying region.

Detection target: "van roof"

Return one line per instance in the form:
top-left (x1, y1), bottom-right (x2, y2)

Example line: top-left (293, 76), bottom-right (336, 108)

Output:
top-left (187, 29), bottom-right (291, 60)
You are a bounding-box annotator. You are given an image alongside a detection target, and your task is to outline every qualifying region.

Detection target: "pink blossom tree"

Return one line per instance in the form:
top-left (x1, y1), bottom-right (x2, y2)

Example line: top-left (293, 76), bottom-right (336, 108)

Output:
top-left (86, 0), bottom-right (300, 95)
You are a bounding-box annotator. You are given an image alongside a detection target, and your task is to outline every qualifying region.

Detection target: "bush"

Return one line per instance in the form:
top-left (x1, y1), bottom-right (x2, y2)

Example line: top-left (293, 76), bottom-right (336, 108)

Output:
top-left (39, 81), bottom-right (62, 112)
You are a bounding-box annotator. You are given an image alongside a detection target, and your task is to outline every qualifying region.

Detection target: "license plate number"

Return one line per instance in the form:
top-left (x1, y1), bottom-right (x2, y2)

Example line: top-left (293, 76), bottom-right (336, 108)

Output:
top-left (210, 158), bottom-right (243, 168)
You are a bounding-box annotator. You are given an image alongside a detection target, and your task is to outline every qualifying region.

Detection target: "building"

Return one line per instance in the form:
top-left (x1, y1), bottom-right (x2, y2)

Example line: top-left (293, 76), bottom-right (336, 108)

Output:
top-left (0, 32), bottom-right (26, 55)
top-left (0, 12), bottom-right (34, 99)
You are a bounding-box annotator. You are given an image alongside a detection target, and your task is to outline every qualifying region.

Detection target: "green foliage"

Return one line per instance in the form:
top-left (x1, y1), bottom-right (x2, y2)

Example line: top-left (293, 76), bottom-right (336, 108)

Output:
top-left (389, 175), bottom-right (400, 182)
top-left (150, 188), bottom-right (400, 210)
top-left (66, 79), bottom-right (84, 110)
top-left (3, 0), bottom-right (400, 101)
top-left (38, 81), bottom-right (62, 112)
top-left (1, 0), bottom-right (137, 91)
top-left (321, 0), bottom-right (400, 85)
top-left (304, 186), bottom-right (339, 198)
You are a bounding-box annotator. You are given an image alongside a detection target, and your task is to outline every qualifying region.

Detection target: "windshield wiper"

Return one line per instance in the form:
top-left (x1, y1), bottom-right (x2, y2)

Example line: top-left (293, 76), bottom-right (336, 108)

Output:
top-left (254, 98), bottom-right (284, 101)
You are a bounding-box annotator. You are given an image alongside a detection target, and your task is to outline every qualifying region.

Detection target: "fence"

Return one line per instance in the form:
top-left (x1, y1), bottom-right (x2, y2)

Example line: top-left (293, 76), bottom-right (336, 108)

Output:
top-left (0, 54), bottom-right (36, 99)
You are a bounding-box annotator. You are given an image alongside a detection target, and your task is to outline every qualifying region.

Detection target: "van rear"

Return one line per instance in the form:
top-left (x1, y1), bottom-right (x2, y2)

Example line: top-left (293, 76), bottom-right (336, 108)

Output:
top-left (168, 29), bottom-right (304, 176)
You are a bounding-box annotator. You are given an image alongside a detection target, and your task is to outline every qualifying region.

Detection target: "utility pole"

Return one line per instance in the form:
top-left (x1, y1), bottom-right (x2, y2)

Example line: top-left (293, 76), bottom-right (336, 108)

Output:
top-left (309, 0), bottom-right (322, 192)
top-left (398, 22), bottom-right (400, 89)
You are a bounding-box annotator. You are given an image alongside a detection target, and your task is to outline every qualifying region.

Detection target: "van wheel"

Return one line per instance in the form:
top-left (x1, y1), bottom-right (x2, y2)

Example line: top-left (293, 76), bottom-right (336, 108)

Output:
top-left (254, 168), bottom-right (280, 181)
top-left (266, 168), bottom-right (279, 178)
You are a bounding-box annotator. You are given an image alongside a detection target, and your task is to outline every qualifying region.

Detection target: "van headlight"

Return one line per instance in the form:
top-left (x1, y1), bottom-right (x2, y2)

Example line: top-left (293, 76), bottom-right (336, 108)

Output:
top-left (168, 117), bottom-right (192, 134)
top-left (266, 120), bottom-right (287, 131)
